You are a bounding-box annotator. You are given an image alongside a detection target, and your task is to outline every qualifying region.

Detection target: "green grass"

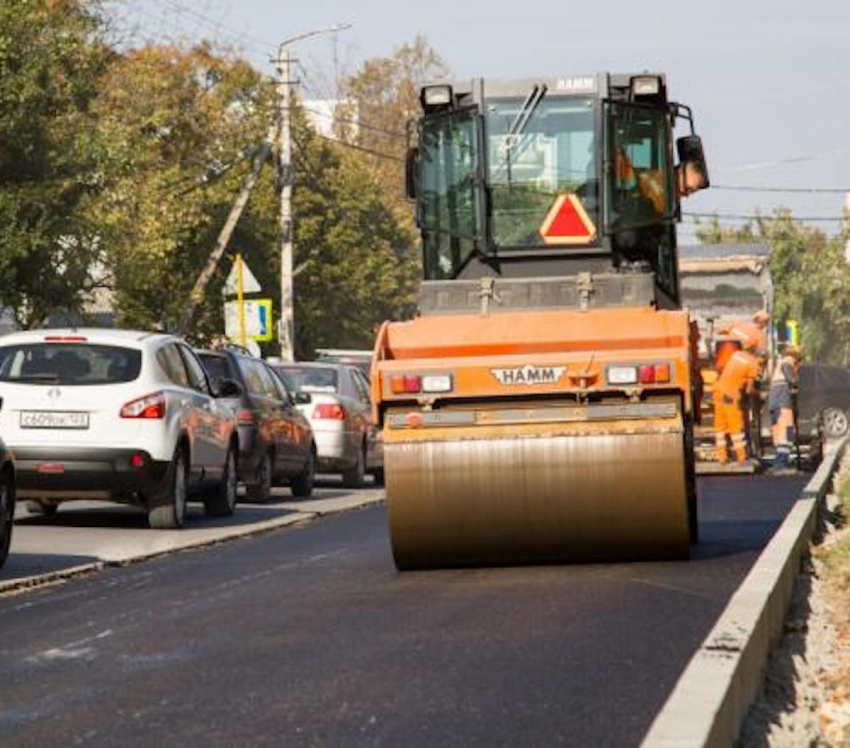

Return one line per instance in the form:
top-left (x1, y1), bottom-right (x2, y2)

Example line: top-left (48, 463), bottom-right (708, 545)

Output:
top-left (816, 469), bottom-right (850, 585)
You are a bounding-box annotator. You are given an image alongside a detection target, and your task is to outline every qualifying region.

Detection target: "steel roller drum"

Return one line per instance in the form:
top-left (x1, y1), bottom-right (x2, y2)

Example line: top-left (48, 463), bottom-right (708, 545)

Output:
top-left (385, 421), bottom-right (690, 570)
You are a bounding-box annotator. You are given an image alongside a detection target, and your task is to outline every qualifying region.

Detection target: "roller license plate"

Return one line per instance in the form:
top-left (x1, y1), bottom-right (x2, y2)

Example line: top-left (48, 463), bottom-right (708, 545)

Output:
top-left (20, 411), bottom-right (89, 430)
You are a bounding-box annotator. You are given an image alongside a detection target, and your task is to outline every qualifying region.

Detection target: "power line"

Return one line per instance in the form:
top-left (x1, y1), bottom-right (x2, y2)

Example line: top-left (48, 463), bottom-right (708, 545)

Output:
top-left (315, 134), bottom-right (404, 163)
top-left (684, 212), bottom-right (846, 224)
top-left (147, 0), bottom-right (276, 52)
top-left (299, 105), bottom-right (405, 140)
top-left (711, 185), bottom-right (850, 194)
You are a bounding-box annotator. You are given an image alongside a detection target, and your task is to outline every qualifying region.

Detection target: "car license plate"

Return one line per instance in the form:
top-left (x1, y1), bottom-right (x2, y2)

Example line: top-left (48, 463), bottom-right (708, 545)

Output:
top-left (20, 411), bottom-right (89, 430)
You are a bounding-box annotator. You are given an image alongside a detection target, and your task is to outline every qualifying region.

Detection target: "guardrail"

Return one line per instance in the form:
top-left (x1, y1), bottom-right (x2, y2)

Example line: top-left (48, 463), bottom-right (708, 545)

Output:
top-left (641, 437), bottom-right (848, 748)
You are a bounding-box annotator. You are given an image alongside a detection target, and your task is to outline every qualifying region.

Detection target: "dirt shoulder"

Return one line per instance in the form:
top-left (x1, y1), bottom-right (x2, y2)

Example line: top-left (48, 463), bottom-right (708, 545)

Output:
top-left (740, 465), bottom-right (850, 747)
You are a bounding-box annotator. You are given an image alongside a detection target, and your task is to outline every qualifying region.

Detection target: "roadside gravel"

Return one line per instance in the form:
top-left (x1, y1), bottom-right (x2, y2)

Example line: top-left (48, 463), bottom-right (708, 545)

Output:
top-left (740, 463), bottom-right (850, 747)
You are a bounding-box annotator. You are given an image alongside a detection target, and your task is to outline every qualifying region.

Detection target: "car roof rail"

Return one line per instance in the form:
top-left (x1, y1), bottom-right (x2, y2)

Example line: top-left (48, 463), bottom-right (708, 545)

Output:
top-left (219, 342), bottom-right (257, 358)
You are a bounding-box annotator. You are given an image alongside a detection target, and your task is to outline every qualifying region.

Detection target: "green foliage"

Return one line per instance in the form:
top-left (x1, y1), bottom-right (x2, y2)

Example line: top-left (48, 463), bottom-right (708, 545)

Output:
top-left (0, 0), bottom-right (111, 326)
top-left (343, 35), bottom-right (447, 227)
top-left (290, 118), bottom-right (418, 357)
top-left (0, 8), bottom-right (424, 355)
top-left (695, 213), bottom-right (850, 363)
top-left (84, 42), bottom-right (273, 339)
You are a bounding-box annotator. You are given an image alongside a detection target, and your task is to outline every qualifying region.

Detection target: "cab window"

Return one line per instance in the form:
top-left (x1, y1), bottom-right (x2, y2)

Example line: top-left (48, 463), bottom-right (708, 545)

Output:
top-left (606, 102), bottom-right (678, 301)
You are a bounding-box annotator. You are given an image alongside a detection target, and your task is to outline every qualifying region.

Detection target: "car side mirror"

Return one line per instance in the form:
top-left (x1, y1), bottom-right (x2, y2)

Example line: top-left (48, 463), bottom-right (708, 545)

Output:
top-left (676, 134), bottom-right (710, 193)
top-left (405, 147), bottom-right (419, 200)
top-left (217, 378), bottom-right (242, 398)
top-left (292, 391), bottom-right (312, 405)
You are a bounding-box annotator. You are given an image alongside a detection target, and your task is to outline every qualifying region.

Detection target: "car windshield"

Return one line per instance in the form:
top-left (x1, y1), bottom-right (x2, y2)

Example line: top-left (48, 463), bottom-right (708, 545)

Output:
top-left (275, 366), bottom-right (339, 393)
top-left (0, 343), bottom-right (142, 385)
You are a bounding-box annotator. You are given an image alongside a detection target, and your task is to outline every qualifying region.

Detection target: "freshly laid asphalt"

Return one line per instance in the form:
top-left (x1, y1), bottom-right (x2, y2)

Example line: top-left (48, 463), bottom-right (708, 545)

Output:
top-left (0, 475), bottom-right (807, 747)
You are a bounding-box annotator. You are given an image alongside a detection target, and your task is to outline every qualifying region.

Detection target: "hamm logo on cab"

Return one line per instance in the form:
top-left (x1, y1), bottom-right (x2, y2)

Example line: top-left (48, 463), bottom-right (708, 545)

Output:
top-left (491, 365), bottom-right (566, 386)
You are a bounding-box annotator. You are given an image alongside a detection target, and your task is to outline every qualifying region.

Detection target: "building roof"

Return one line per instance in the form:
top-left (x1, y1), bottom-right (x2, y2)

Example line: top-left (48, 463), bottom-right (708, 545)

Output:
top-left (678, 243), bottom-right (770, 259)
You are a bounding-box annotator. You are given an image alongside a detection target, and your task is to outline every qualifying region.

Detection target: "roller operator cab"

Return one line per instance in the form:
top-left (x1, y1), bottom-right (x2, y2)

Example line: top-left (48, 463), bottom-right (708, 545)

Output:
top-left (373, 74), bottom-right (710, 570)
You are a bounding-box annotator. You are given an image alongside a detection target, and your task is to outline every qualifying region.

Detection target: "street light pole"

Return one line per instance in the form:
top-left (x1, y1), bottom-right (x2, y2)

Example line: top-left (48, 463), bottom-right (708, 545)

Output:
top-left (274, 23), bottom-right (351, 362)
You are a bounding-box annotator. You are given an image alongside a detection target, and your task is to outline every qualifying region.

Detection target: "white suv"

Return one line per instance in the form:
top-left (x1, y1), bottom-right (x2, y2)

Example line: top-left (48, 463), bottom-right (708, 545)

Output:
top-left (0, 329), bottom-right (239, 529)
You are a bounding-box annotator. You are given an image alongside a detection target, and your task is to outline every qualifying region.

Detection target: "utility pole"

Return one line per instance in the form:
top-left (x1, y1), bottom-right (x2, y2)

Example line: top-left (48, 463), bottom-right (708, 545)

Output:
top-left (273, 23), bottom-right (351, 362)
top-left (275, 47), bottom-right (296, 362)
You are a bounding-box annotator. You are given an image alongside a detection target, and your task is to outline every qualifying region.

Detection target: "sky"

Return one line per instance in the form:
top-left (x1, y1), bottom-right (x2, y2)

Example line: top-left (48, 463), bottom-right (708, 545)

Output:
top-left (112, 0), bottom-right (850, 244)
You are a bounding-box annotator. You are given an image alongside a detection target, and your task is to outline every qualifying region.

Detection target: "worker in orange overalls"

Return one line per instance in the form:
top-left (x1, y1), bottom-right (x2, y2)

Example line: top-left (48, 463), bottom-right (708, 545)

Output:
top-left (714, 348), bottom-right (763, 463)
top-left (767, 346), bottom-right (802, 474)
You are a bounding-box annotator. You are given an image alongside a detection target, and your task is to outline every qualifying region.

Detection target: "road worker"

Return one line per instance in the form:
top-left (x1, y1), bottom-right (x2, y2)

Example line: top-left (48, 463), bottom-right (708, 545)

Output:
top-left (714, 347), bottom-right (762, 464)
top-left (767, 346), bottom-right (802, 474)
top-left (713, 310), bottom-right (769, 372)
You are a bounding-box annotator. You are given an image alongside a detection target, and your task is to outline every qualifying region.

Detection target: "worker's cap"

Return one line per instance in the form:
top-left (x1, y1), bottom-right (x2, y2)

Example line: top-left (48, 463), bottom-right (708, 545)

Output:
top-left (752, 310), bottom-right (770, 325)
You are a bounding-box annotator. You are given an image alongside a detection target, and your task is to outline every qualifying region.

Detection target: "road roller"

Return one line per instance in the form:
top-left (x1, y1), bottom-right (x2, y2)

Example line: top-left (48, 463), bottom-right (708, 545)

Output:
top-left (370, 73), bottom-right (711, 569)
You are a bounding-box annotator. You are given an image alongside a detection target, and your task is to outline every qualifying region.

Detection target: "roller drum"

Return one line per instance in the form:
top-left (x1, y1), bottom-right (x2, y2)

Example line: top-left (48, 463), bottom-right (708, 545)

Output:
top-left (386, 426), bottom-right (690, 570)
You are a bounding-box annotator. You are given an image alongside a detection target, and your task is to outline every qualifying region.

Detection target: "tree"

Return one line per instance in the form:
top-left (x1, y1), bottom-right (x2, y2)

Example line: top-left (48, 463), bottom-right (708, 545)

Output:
top-left (696, 212), bottom-right (850, 363)
top-left (85, 42), bottom-right (274, 339)
top-left (287, 113), bottom-right (418, 357)
top-left (0, 0), bottom-right (111, 327)
top-left (342, 36), bottom-right (448, 226)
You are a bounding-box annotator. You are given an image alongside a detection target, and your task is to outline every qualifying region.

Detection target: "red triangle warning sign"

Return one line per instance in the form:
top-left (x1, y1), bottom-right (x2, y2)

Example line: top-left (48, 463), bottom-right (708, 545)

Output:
top-left (539, 194), bottom-right (597, 246)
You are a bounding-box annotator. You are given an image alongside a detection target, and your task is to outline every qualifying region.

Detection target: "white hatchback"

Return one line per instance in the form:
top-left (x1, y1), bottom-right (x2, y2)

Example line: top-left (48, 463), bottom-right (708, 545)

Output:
top-left (0, 329), bottom-right (239, 528)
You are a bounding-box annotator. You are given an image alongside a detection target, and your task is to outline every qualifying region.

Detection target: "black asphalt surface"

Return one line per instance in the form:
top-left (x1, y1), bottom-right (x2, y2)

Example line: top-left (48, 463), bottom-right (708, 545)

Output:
top-left (0, 475), bottom-right (807, 747)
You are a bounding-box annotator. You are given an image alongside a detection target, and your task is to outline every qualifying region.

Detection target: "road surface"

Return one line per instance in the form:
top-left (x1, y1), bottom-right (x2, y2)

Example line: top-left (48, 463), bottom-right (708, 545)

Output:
top-left (0, 475), bottom-right (807, 747)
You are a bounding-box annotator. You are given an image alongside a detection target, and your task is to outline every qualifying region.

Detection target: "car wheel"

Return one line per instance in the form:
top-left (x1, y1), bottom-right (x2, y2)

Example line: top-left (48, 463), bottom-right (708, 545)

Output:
top-left (342, 444), bottom-right (365, 489)
top-left (371, 467), bottom-right (385, 487)
top-left (246, 451), bottom-right (273, 503)
top-left (821, 407), bottom-right (849, 440)
top-left (149, 448), bottom-right (188, 529)
top-left (0, 471), bottom-right (14, 568)
top-left (204, 447), bottom-right (238, 517)
top-left (26, 500), bottom-right (57, 517)
top-left (290, 447), bottom-right (316, 499)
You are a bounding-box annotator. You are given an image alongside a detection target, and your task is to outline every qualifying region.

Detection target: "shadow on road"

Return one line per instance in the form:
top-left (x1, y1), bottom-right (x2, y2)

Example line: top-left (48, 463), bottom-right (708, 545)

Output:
top-left (0, 551), bottom-right (99, 582)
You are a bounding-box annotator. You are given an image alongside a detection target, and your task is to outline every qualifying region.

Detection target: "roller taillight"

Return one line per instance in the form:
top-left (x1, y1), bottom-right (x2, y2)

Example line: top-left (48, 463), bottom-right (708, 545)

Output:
top-left (607, 363), bottom-right (672, 386)
top-left (390, 373), bottom-right (453, 395)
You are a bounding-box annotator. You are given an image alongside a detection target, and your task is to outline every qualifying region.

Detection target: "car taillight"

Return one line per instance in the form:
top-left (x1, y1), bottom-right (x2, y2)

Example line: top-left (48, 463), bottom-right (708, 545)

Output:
top-left (237, 409), bottom-right (255, 425)
top-left (120, 392), bottom-right (166, 419)
top-left (313, 403), bottom-right (346, 420)
top-left (43, 335), bottom-right (88, 342)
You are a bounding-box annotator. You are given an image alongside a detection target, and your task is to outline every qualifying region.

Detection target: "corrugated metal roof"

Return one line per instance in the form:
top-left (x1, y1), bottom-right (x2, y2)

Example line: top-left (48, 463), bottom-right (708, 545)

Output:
top-left (678, 243), bottom-right (770, 259)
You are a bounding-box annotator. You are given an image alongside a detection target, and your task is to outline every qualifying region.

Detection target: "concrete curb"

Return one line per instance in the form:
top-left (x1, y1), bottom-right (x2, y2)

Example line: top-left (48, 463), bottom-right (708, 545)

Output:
top-left (0, 490), bottom-right (385, 596)
top-left (0, 561), bottom-right (105, 596)
top-left (641, 439), bottom-right (848, 748)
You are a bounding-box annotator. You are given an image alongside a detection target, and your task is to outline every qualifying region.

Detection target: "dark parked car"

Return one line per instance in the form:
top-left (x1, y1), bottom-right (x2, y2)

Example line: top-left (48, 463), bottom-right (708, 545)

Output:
top-left (797, 363), bottom-right (850, 442)
top-left (197, 348), bottom-right (316, 501)
top-left (0, 439), bottom-right (15, 568)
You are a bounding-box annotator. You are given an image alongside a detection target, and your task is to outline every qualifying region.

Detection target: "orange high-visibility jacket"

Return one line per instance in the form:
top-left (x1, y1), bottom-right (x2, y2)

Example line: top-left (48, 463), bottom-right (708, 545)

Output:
top-left (715, 349), bottom-right (761, 400)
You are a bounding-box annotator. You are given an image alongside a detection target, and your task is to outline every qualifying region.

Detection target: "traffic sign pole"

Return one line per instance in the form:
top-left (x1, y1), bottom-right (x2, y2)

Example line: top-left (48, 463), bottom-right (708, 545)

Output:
top-left (237, 254), bottom-right (248, 348)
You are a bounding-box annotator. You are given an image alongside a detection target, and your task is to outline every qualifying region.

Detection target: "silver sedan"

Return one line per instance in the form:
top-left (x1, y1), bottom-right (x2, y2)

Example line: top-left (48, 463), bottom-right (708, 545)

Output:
top-left (272, 362), bottom-right (383, 487)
